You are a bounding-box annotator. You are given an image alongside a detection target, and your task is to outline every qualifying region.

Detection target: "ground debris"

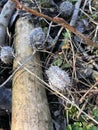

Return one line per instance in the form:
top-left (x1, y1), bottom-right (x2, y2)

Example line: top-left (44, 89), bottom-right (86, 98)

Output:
top-left (0, 0), bottom-right (98, 129)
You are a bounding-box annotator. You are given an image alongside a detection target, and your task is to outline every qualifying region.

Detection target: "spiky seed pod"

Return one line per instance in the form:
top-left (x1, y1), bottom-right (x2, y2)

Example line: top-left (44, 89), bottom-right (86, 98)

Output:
top-left (0, 46), bottom-right (14, 64)
top-left (30, 27), bottom-right (46, 50)
top-left (59, 1), bottom-right (73, 17)
top-left (46, 66), bottom-right (71, 92)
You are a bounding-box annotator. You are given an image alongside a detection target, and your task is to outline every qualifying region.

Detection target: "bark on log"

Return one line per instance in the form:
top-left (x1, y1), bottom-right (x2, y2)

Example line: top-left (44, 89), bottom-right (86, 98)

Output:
top-left (0, 0), bottom-right (16, 46)
top-left (11, 17), bottom-right (53, 130)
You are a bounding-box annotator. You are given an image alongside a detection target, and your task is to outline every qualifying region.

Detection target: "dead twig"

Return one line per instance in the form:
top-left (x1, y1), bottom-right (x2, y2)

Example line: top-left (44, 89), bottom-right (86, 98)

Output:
top-left (88, 0), bottom-right (93, 14)
top-left (70, 0), bottom-right (82, 26)
top-left (77, 99), bottom-right (88, 119)
top-left (80, 0), bottom-right (88, 16)
top-left (79, 90), bottom-right (98, 93)
top-left (80, 82), bottom-right (98, 103)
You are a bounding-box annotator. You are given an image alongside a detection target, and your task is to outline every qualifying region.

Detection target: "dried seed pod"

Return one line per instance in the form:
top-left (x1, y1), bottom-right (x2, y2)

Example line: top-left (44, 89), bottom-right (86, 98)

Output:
top-left (59, 1), bottom-right (73, 17)
top-left (0, 46), bottom-right (14, 64)
top-left (46, 66), bottom-right (70, 92)
top-left (30, 27), bottom-right (46, 50)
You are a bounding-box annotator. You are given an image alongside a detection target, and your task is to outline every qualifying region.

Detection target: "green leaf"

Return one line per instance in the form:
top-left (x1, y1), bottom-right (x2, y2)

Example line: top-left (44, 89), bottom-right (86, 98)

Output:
top-left (74, 122), bottom-right (82, 127)
top-left (93, 109), bottom-right (98, 116)
top-left (72, 122), bottom-right (83, 130)
top-left (72, 126), bottom-right (83, 130)
top-left (64, 125), bottom-right (72, 130)
top-left (93, 109), bottom-right (98, 121)
top-left (52, 58), bottom-right (63, 67)
top-left (82, 123), bottom-right (92, 130)
top-left (90, 126), bottom-right (98, 130)
top-left (92, 14), bottom-right (98, 20)
top-left (83, 126), bottom-right (90, 130)
top-left (61, 63), bottom-right (72, 69)
top-left (63, 32), bottom-right (70, 39)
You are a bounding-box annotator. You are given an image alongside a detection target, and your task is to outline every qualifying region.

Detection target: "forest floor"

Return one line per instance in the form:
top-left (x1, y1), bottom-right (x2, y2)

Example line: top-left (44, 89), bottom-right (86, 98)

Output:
top-left (0, 0), bottom-right (98, 130)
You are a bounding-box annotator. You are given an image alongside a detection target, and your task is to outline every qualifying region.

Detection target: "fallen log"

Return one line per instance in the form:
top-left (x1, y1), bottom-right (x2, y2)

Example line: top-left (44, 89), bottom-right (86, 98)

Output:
top-left (11, 17), bottom-right (53, 130)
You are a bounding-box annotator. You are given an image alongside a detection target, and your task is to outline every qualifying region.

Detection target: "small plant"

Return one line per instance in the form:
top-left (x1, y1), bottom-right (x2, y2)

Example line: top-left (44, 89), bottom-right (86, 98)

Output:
top-left (61, 31), bottom-right (71, 50)
top-left (52, 55), bottom-right (63, 67)
top-left (64, 123), bottom-right (98, 130)
top-left (64, 107), bottom-right (98, 130)
top-left (92, 14), bottom-right (98, 20)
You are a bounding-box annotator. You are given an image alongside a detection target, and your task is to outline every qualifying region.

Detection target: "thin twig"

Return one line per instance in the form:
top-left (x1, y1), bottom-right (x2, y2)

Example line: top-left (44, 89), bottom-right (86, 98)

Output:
top-left (93, 25), bottom-right (98, 42)
top-left (70, 0), bottom-right (82, 26)
top-left (67, 29), bottom-right (77, 79)
top-left (77, 99), bottom-right (88, 119)
top-left (80, 82), bottom-right (98, 103)
top-left (88, 0), bottom-right (93, 14)
top-left (80, 0), bottom-right (88, 16)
